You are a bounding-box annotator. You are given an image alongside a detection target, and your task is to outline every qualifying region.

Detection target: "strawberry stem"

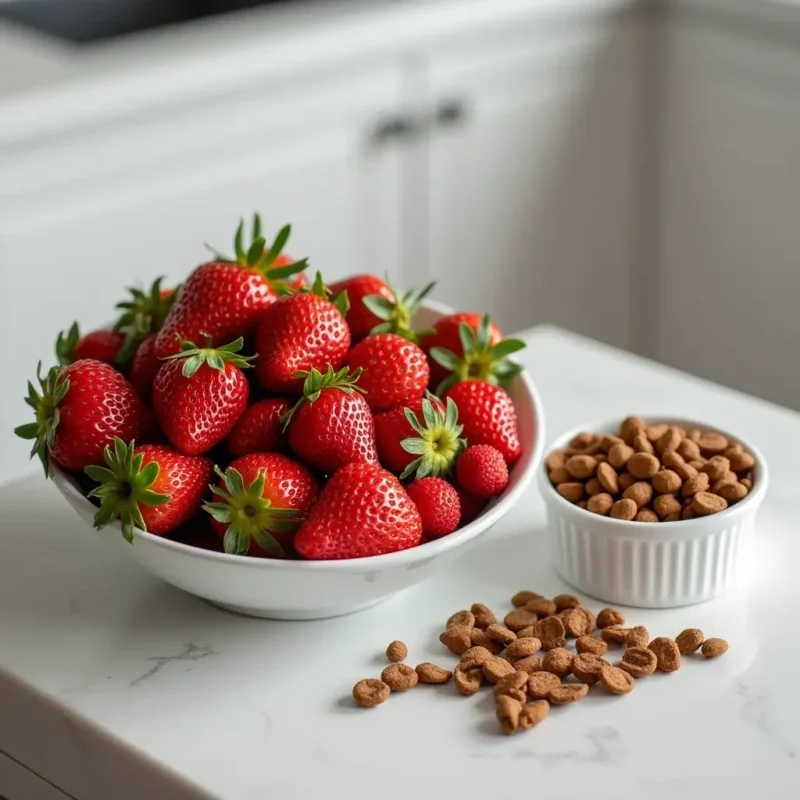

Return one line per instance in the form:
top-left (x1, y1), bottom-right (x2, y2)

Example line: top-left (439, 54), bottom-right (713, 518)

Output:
top-left (399, 396), bottom-right (466, 480)
top-left (279, 365), bottom-right (365, 430)
top-left (161, 336), bottom-right (256, 378)
top-left (363, 278), bottom-right (437, 342)
top-left (113, 277), bottom-right (176, 363)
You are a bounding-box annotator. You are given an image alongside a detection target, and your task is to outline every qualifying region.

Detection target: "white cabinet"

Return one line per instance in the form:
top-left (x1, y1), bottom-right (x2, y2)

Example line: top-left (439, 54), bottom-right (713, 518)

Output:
top-left (424, 15), bottom-right (641, 345)
top-left (654, 16), bottom-right (800, 408)
top-left (0, 62), bottom-right (409, 484)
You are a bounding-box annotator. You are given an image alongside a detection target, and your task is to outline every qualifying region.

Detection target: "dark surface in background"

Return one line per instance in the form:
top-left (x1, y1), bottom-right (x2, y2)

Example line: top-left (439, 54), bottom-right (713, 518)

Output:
top-left (0, 0), bottom-right (293, 44)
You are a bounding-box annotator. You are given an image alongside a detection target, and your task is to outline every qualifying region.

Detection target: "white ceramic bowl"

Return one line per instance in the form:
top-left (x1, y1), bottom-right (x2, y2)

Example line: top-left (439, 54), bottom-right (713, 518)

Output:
top-left (50, 300), bottom-right (544, 620)
top-left (539, 417), bottom-right (768, 608)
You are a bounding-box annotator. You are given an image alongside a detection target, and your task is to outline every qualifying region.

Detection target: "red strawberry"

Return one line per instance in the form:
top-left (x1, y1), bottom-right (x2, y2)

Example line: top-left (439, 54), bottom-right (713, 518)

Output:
top-left (456, 487), bottom-right (487, 525)
top-left (15, 360), bottom-right (153, 475)
top-left (113, 276), bottom-right (177, 362)
top-left (294, 462), bottom-right (423, 559)
top-left (456, 444), bottom-right (509, 499)
top-left (345, 333), bottom-right (428, 412)
top-left (227, 397), bottom-right (291, 456)
top-left (56, 323), bottom-right (125, 366)
top-left (405, 477), bottom-right (461, 539)
top-left (282, 366), bottom-right (378, 473)
top-left (373, 396), bottom-right (466, 480)
top-left (204, 454), bottom-right (319, 557)
top-left (329, 276), bottom-right (436, 342)
top-left (84, 439), bottom-right (213, 542)
top-left (129, 334), bottom-right (160, 401)
top-left (155, 217), bottom-right (306, 358)
top-left (152, 337), bottom-right (253, 456)
top-left (444, 380), bottom-right (522, 465)
top-left (254, 274), bottom-right (350, 393)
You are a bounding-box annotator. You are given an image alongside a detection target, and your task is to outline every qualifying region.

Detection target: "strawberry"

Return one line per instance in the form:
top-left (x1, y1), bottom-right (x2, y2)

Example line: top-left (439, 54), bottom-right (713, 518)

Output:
top-left (282, 366), bottom-right (378, 473)
top-left (113, 276), bottom-right (177, 362)
top-left (405, 477), bottom-right (461, 539)
top-left (84, 438), bottom-right (213, 542)
top-left (456, 444), bottom-right (509, 499)
top-left (456, 486), bottom-right (487, 525)
top-left (15, 360), bottom-right (153, 476)
top-left (227, 397), bottom-right (291, 456)
top-left (203, 454), bottom-right (319, 557)
top-left (328, 276), bottom-right (435, 341)
top-left (254, 273), bottom-right (350, 393)
top-left (129, 334), bottom-right (160, 401)
top-left (345, 333), bottom-right (428, 412)
top-left (55, 323), bottom-right (125, 366)
top-left (444, 380), bottom-right (522, 465)
top-left (152, 337), bottom-right (253, 456)
top-left (294, 462), bottom-right (423, 559)
top-left (374, 396), bottom-right (465, 479)
top-left (155, 216), bottom-right (306, 358)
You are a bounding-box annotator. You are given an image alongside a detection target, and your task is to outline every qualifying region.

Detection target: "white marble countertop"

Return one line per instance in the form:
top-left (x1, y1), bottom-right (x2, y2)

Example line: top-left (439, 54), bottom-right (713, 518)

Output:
top-left (1, 325), bottom-right (799, 799)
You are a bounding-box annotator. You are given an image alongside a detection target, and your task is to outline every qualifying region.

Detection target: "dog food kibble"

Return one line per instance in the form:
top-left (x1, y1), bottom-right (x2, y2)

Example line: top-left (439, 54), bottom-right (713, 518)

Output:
top-left (548, 683), bottom-right (590, 705)
top-left (446, 610), bottom-right (475, 630)
top-left (470, 603), bottom-right (497, 629)
top-left (676, 628), bottom-right (705, 655)
top-left (514, 654), bottom-right (543, 673)
top-left (353, 678), bottom-right (391, 707)
top-left (620, 647), bottom-right (658, 678)
top-left (576, 635), bottom-right (608, 656)
top-left (496, 694), bottom-right (523, 735)
top-left (381, 663), bottom-right (418, 691)
top-left (649, 637), bottom-right (682, 672)
top-left (599, 665), bottom-right (636, 695)
top-left (571, 653), bottom-right (608, 684)
top-left (601, 625), bottom-right (632, 645)
top-left (483, 656), bottom-right (516, 684)
top-left (553, 593), bottom-right (582, 611)
top-left (469, 628), bottom-right (503, 653)
top-left (534, 616), bottom-right (567, 650)
top-left (597, 608), bottom-right (625, 628)
top-left (386, 640), bottom-right (408, 662)
top-left (460, 646), bottom-right (495, 670)
top-left (701, 638), bottom-right (729, 658)
top-left (486, 624), bottom-right (517, 646)
top-left (504, 608), bottom-right (539, 632)
top-left (416, 663), bottom-right (453, 684)
top-left (454, 664), bottom-right (484, 696)
top-left (493, 669), bottom-right (530, 699)
top-left (541, 647), bottom-right (574, 677)
top-left (511, 590), bottom-right (543, 607)
top-left (524, 597), bottom-right (557, 617)
top-left (439, 626), bottom-right (472, 655)
top-left (626, 626), bottom-right (650, 648)
top-left (546, 418), bottom-right (755, 522)
top-left (505, 637), bottom-right (542, 660)
top-left (518, 700), bottom-right (550, 730)
top-left (561, 607), bottom-right (594, 637)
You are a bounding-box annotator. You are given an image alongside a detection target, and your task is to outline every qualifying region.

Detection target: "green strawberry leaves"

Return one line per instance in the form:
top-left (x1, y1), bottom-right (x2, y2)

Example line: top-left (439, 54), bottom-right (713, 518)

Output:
top-left (162, 336), bottom-right (256, 379)
top-left (399, 396), bottom-right (466, 480)
top-left (203, 465), bottom-right (300, 557)
top-left (55, 322), bottom-right (81, 366)
top-left (14, 362), bottom-right (69, 478)
top-left (113, 276), bottom-right (176, 363)
top-left (431, 314), bottom-right (525, 394)
top-left (363, 278), bottom-right (437, 342)
top-left (301, 272), bottom-right (350, 316)
top-left (280, 365), bottom-right (366, 429)
top-left (83, 438), bottom-right (170, 544)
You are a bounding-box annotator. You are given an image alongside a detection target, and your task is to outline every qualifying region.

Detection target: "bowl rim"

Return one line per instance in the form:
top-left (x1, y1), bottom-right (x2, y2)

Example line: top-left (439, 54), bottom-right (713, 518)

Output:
top-left (539, 415), bottom-right (768, 534)
top-left (51, 367), bottom-right (545, 572)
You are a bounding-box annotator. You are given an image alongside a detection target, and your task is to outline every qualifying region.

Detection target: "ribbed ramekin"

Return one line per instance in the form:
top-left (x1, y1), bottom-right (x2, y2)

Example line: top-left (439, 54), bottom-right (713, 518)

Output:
top-left (539, 418), bottom-right (768, 608)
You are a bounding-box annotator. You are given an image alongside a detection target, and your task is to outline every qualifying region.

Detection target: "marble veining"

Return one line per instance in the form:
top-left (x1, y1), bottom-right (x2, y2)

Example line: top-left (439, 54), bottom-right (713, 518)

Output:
top-left (130, 642), bottom-right (219, 687)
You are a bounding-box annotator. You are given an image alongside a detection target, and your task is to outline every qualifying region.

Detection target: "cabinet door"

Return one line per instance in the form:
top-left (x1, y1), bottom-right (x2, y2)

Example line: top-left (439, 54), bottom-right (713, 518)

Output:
top-left (424, 14), bottom-right (641, 344)
top-left (0, 62), bottom-right (408, 484)
top-left (654, 18), bottom-right (800, 409)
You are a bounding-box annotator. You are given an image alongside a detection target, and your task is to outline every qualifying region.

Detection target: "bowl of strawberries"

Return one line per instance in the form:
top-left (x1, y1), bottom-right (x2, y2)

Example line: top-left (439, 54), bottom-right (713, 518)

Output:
top-left (17, 216), bottom-right (544, 620)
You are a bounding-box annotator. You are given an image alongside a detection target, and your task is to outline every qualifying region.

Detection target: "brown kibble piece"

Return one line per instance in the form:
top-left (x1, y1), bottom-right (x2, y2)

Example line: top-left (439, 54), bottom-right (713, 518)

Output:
top-left (470, 603), bottom-right (497, 629)
top-left (557, 482), bottom-right (584, 503)
top-left (534, 616), bottom-right (567, 650)
top-left (541, 648), bottom-right (574, 677)
top-left (701, 456), bottom-right (731, 482)
top-left (664, 512), bottom-right (681, 522)
top-left (645, 424), bottom-right (668, 442)
top-left (626, 626), bottom-right (649, 647)
top-left (511, 590), bottom-right (544, 607)
top-left (618, 472), bottom-right (636, 491)
top-left (654, 493), bottom-right (682, 519)
top-left (460, 646), bottom-right (495, 670)
top-left (469, 628), bottom-right (503, 653)
top-left (632, 431), bottom-right (654, 454)
top-left (561, 608), bottom-right (593, 638)
top-left (601, 434), bottom-right (624, 452)
top-left (701, 638), bottom-right (729, 658)
top-left (620, 647), bottom-right (657, 678)
top-left (516, 625), bottom-right (537, 639)
top-left (569, 432), bottom-right (598, 451)
top-left (546, 451), bottom-right (567, 471)
top-left (652, 469), bottom-right (682, 495)
top-left (505, 608), bottom-right (539, 632)
top-left (381, 663), bottom-right (418, 691)
top-left (682, 504), bottom-right (696, 520)
top-left (483, 656), bottom-right (515, 684)
top-left (553, 594), bottom-right (582, 611)
top-left (620, 416), bottom-right (646, 444)
top-left (678, 438), bottom-right (702, 461)
top-left (386, 640), bottom-right (408, 663)
top-left (493, 669), bottom-right (529, 698)
top-left (587, 493), bottom-right (614, 516)
top-left (571, 653), bottom-right (608, 684)
top-left (596, 462), bottom-right (620, 494)
top-left (628, 452), bottom-right (660, 479)
top-left (682, 472), bottom-right (710, 497)
top-left (649, 637), bottom-right (681, 672)
top-left (693, 492), bottom-right (728, 516)
top-left (601, 626), bottom-right (631, 645)
top-left (608, 443), bottom-right (635, 470)
top-left (576, 635), bottom-right (608, 656)
top-left (439, 626), bottom-right (472, 655)
top-left (496, 694), bottom-right (523, 735)
top-left (353, 678), bottom-right (391, 707)
top-left (623, 481), bottom-right (654, 508)
top-left (635, 508), bottom-right (659, 523)
top-left (486, 624), bottom-right (517, 646)
top-left (524, 598), bottom-right (557, 617)
top-left (657, 427), bottom-right (683, 455)
top-left (549, 467), bottom-right (571, 485)
top-left (599, 665), bottom-right (635, 695)
top-left (610, 498), bottom-right (637, 520)
top-left (711, 474), bottom-right (738, 494)
top-left (446, 610), bottom-right (475, 630)
top-left (415, 663), bottom-right (453, 684)
top-left (454, 665), bottom-right (484, 696)
top-left (663, 450), bottom-right (698, 481)
top-left (698, 432), bottom-right (728, 455)
top-left (506, 637), bottom-right (542, 660)
top-left (548, 683), bottom-right (589, 705)
top-left (519, 700), bottom-right (550, 730)
top-left (729, 450), bottom-right (755, 473)
top-left (741, 477), bottom-right (753, 490)
top-left (527, 671), bottom-right (562, 699)
top-left (597, 608), bottom-right (625, 628)
top-left (565, 454), bottom-right (597, 480)
top-left (577, 501), bottom-right (588, 509)
top-left (514, 655), bottom-right (543, 674)
top-left (717, 482), bottom-right (748, 503)
top-left (676, 628), bottom-right (704, 655)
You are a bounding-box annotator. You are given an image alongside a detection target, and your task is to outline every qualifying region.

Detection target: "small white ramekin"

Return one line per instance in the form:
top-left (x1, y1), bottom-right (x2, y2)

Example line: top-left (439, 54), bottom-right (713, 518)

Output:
top-left (538, 417), bottom-right (769, 608)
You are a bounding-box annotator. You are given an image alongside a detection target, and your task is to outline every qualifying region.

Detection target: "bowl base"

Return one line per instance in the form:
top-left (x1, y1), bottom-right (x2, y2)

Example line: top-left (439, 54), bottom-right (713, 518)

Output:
top-left (207, 593), bottom-right (397, 621)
